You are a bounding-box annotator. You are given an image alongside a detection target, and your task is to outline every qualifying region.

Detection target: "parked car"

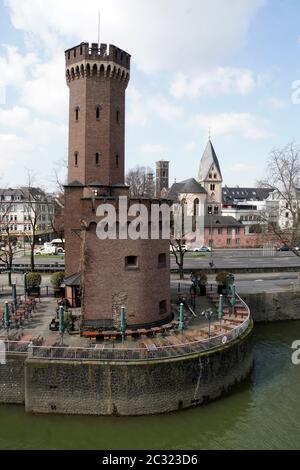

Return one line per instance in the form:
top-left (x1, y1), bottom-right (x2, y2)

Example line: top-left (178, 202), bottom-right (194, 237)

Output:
top-left (193, 245), bottom-right (212, 253)
top-left (277, 244), bottom-right (290, 251)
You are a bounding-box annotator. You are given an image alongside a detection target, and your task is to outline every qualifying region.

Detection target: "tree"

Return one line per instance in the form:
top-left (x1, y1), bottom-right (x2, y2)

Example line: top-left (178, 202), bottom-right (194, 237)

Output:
top-left (126, 166), bottom-right (155, 198)
top-left (170, 239), bottom-right (187, 280)
top-left (258, 142), bottom-right (300, 255)
top-left (22, 173), bottom-right (54, 271)
top-left (0, 204), bottom-right (21, 285)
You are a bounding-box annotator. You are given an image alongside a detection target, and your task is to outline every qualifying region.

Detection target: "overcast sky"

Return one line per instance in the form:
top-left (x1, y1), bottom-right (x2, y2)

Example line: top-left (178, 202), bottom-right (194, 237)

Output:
top-left (0, 0), bottom-right (300, 190)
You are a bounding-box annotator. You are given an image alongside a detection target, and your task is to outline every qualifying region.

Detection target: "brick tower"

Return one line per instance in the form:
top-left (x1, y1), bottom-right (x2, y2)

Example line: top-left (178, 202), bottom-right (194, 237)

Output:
top-left (155, 160), bottom-right (169, 197)
top-left (64, 42), bottom-right (172, 330)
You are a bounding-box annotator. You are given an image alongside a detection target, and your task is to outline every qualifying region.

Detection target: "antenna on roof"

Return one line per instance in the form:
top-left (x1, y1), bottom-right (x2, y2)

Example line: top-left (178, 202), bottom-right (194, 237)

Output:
top-left (98, 11), bottom-right (100, 47)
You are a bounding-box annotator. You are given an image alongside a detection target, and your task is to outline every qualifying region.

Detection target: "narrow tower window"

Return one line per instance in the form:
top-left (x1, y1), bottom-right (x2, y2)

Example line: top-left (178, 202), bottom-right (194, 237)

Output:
top-left (75, 107), bottom-right (79, 121)
top-left (95, 152), bottom-right (100, 166)
top-left (74, 152), bottom-right (78, 167)
top-left (116, 110), bottom-right (120, 124)
top-left (96, 106), bottom-right (100, 120)
top-left (116, 154), bottom-right (119, 168)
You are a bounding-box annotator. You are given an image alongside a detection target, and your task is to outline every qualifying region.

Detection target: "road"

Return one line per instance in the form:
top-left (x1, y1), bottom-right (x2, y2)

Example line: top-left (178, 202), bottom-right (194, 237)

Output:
top-left (171, 249), bottom-right (300, 271)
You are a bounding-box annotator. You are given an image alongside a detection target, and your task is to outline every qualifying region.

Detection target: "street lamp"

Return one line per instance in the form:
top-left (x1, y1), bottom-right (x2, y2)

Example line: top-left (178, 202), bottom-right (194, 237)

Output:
top-left (120, 306), bottom-right (127, 342)
top-left (179, 302), bottom-right (185, 332)
top-left (59, 305), bottom-right (65, 345)
top-left (207, 207), bottom-right (214, 268)
top-left (202, 308), bottom-right (214, 338)
top-left (4, 301), bottom-right (10, 340)
top-left (218, 294), bottom-right (224, 327)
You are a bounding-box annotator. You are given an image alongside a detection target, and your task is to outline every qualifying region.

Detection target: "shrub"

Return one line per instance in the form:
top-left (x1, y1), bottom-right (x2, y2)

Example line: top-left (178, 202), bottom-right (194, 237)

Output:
top-left (194, 272), bottom-right (208, 285)
top-left (26, 272), bottom-right (42, 288)
top-left (215, 271), bottom-right (230, 285)
top-left (51, 271), bottom-right (65, 288)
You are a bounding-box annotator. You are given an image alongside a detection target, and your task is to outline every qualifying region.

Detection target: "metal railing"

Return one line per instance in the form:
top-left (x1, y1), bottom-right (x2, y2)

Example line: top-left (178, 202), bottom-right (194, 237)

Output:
top-left (3, 292), bottom-right (251, 362)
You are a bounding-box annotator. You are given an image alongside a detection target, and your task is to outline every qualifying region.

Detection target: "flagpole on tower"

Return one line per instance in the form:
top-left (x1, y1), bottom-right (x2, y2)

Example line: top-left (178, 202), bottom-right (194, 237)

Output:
top-left (98, 11), bottom-right (100, 48)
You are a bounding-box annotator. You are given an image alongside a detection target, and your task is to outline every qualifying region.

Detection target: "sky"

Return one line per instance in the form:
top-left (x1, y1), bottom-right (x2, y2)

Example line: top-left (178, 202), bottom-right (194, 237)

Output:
top-left (0, 0), bottom-right (300, 190)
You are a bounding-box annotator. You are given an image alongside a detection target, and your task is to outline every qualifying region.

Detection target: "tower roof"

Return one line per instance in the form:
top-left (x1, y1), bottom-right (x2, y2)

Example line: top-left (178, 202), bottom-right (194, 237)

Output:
top-left (168, 178), bottom-right (206, 199)
top-left (197, 139), bottom-right (222, 182)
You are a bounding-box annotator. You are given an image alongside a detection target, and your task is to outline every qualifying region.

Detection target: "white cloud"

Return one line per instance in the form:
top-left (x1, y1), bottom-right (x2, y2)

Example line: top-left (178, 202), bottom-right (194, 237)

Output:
top-left (6, 0), bottom-right (265, 73)
top-left (266, 97), bottom-right (288, 109)
top-left (188, 112), bottom-right (271, 140)
top-left (230, 163), bottom-right (256, 173)
top-left (184, 142), bottom-right (197, 153)
top-left (170, 68), bottom-right (258, 99)
top-left (139, 144), bottom-right (166, 156)
top-left (0, 106), bottom-right (31, 128)
top-left (127, 86), bottom-right (183, 126)
top-left (0, 44), bottom-right (37, 87)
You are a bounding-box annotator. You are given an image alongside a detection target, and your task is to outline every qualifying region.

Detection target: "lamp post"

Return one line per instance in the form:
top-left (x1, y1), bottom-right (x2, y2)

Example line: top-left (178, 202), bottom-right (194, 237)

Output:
top-left (179, 302), bottom-right (185, 332)
top-left (59, 305), bottom-right (65, 345)
top-left (24, 272), bottom-right (27, 300)
top-left (4, 301), bottom-right (10, 340)
top-left (12, 283), bottom-right (17, 310)
top-left (202, 308), bottom-right (213, 339)
top-left (120, 306), bottom-right (126, 342)
top-left (207, 208), bottom-right (214, 268)
top-left (218, 294), bottom-right (224, 328)
top-left (230, 284), bottom-right (236, 316)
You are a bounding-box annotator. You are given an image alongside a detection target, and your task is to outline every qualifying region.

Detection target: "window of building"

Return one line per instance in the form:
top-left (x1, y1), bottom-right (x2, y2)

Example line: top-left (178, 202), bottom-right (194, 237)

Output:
top-left (159, 300), bottom-right (167, 315)
top-left (236, 238), bottom-right (240, 245)
top-left (218, 228), bottom-right (222, 235)
top-left (214, 173), bottom-right (217, 179)
top-left (96, 106), bottom-right (100, 120)
top-left (95, 152), bottom-right (100, 166)
top-left (158, 253), bottom-right (166, 267)
top-left (75, 107), bottom-right (79, 121)
top-left (240, 216), bottom-right (244, 221)
top-left (125, 256), bottom-right (138, 269)
top-left (236, 227), bottom-right (240, 234)
top-left (214, 206), bottom-right (219, 214)
top-left (227, 238), bottom-right (231, 245)
top-left (285, 212), bottom-right (289, 218)
top-left (207, 206), bottom-right (212, 214)
top-left (67, 51), bottom-right (70, 60)
top-left (116, 110), bottom-right (120, 124)
top-left (227, 227), bottom-right (232, 235)
top-left (210, 184), bottom-right (215, 191)
top-left (193, 198), bottom-right (199, 216)
top-left (116, 154), bottom-right (119, 168)
top-left (209, 173), bottom-right (212, 179)
top-left (74, 152), bottom-right (78, 167)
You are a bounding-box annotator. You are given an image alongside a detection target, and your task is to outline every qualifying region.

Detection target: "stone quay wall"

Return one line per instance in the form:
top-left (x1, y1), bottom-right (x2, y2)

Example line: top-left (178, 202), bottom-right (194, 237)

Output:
top-left (242, 291), bottom-right (300, 322)
top-left (23, 322), bottom-right (253, 416)
top-left (0, 354), bottom-right (26, 404)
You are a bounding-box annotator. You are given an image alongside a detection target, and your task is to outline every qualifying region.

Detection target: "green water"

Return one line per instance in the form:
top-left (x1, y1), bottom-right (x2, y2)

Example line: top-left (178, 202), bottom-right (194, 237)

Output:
top-left (0, 322), bottom-right (300, 450)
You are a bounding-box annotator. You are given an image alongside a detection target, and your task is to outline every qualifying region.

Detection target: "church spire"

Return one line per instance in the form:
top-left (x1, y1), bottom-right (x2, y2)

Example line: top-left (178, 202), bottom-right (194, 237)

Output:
top-left (197, 139), bottom-right (222, 183)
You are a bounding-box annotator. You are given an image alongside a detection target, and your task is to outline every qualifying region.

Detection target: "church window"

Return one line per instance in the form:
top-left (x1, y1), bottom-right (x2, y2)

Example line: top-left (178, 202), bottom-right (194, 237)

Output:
top-left (193, 198), bottom-right (199, 216)
top-left (214, 173), bottom-right (217, 179)
top-left (210, 184), bottom-right (215, 191)
top-left (209, 173), bottom-right (212, 179)
top-left (207, 206), bottom-right (212, 214)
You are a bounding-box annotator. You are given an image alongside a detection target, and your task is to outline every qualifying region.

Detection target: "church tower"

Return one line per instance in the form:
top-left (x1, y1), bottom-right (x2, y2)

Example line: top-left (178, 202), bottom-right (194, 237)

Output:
top-left (197, 139), bottom-right (223, 214)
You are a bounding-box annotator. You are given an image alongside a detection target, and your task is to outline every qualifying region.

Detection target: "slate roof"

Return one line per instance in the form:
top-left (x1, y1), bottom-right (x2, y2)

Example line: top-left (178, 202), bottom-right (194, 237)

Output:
top-left (222, 187), bottom-right (273, 204)
top-left (204, 215), bottom-right (243, 228)
top-left (197, 140), bottom-right (222, 182)
top-left (63, 272), bottom-right (81, 286)
top-left (168, 178), bottom-right (207, 199)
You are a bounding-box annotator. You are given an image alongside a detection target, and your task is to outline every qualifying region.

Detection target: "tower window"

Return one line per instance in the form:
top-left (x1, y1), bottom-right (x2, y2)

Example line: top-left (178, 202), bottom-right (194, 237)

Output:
top-left (210, 184), bottom-right (215, 191)
top-left (75, 107), bottom-right (79, 121)
top-left (158, 253), bottom-right (166, 267)
top-left (74, 152), bottom-right (78, 167)
top-left (67, 51), bottom-right (70, 60)
top-left (74, 49), bottom-right (76, 58)
top-left (116, 154), bottom-right (119, 168)
top-left (116, 110), bottom-right (120, 124)
top-left (125, 256), bottom-right (138, 270)
top-left (96, 106), bottom-right (100, 120)
top-left (95, 152), bottom-right (100, 166)
top-left (159, 300), bottom-right (167, 315)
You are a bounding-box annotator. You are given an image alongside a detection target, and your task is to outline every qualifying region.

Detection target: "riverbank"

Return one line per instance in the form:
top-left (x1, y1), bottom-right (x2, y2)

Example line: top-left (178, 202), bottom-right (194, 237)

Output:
top-left (0, 321), bottom-right (299, 450)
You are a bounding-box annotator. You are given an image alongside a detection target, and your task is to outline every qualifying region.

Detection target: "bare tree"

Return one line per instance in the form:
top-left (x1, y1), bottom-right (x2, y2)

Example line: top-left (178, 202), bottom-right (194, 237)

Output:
top-left (258, 142), bottom-right (300, 255)
top-left (0, 204), bottom-right (21, 286)
top-left (126, 166), bottom-right (155, 198)
top-left (170, 239), bottom-right (187, 280)
top-left (22, 173), bottom-right (53, 271)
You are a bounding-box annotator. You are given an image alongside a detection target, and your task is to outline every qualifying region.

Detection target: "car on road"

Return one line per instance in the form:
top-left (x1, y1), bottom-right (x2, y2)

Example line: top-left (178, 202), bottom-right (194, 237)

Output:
top-left (277, 244), bottom-right (290, 251)
top-left (193, 245), bottom-right (212, 253)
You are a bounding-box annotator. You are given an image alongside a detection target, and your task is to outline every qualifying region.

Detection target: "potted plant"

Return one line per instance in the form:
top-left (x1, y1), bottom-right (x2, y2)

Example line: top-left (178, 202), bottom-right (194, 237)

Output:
top-left (195, 271), bottom-right (208, 296)
top-left (51, 271), bottom-right (65, 298)
top-left (215, 271), bottom-right (230, 294)
top-left (26, 272), bottom-right (42, 297)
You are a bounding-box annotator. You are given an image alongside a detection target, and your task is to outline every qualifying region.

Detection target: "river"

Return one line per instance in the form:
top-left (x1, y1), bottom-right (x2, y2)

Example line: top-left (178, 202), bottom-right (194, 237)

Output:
top-left (0, 321), bottom-right (300, 450)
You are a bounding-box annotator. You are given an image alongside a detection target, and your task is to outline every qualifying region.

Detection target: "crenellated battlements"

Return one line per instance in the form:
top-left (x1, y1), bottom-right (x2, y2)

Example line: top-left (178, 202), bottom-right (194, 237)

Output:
top-left (65, 42), bottom-right (131, 70)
